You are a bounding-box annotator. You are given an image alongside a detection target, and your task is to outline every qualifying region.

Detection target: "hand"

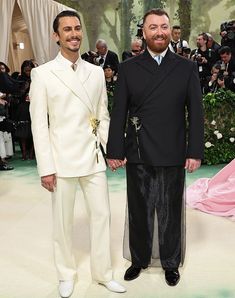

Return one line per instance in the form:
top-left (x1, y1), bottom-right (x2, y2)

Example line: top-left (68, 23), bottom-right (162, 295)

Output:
top-left (217, 78), bottom-right (225, 88)
top-left (211, 73), bottom-right (217, 81)
top-left (185, 158), bottom-right (201, 173)
top-left (0, 99), bottom-right (7, 105)
top-left (220, 31), bottom-right (227, 37)
top-left (201, 57), bottom-right (207, 64)
top-left (107, 159), bottom-right (126, 171)
top-left (41, 174), bottom-right (56, 192)
top-left (0, 93), bottom-right (6, 99)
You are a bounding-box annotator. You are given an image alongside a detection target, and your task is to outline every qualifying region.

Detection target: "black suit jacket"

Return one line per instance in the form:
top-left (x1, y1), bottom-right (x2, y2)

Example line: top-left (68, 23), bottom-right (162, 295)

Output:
top-left (107, 49), bottom-right (204, 166)
top-left (122, 51), bottom-right (134, 61)
top-left (103, 50), bottom-right (119, 73)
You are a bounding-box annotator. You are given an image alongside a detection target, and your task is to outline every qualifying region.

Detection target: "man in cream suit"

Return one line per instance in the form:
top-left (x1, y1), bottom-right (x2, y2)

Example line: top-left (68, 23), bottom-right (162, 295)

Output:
top-left (29, 10), bottom-right (125, 298)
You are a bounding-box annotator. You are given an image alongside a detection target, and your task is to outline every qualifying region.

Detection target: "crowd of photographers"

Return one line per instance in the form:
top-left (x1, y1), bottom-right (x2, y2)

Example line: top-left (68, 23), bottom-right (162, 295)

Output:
top-left (162, 21), bottom-right (235, 94)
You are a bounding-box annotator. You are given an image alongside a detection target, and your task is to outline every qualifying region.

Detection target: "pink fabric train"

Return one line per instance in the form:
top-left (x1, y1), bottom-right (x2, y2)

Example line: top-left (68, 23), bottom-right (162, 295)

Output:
top-left (186, 159), bottom-right (235, 219)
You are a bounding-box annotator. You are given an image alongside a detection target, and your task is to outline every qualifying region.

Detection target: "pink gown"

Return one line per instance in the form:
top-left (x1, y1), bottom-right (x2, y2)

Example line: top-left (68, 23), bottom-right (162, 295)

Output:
top-left (186, 159), bottom-right (235, 219)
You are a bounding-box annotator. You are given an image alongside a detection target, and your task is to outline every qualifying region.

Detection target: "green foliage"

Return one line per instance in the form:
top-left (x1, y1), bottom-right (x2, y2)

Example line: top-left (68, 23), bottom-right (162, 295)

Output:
top-left (203, 89), bottom-right (235, 165)
top-left (176, 0), bottom-right (192, 41)
top-left (143, 0), bottom-right (166, 12)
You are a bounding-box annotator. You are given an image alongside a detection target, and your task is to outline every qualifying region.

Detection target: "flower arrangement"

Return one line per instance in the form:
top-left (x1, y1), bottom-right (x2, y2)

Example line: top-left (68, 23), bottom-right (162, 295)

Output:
top-left (202, 89), bottom-right (235, 165)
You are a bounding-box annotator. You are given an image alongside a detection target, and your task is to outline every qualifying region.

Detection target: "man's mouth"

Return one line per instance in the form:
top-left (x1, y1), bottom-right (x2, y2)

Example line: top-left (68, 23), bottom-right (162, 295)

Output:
top-left (153, 36), bottom-right (165, 41)
top-left (67, 38), bottom-right (80, 44)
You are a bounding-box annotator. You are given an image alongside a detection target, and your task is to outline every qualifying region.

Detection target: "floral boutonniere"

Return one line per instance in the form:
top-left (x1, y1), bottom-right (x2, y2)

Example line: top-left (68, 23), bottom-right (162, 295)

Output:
top-left (130, 116), bottom-right (142, 159)
top-left (90, 117), bottom-right (100, 163)
top-left (90, 117), bottom-right (100, 136)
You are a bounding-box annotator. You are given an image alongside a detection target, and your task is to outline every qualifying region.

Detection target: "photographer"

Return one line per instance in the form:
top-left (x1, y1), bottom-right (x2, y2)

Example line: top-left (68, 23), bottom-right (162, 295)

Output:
top-left (169, 25), bottom-right (189, 55)
top-left (204, 64), bottom-right (226, 93)
top-left (81, 50), bottom-right (99, 64)
top-left (82, 40), bottom-right (119, 74)
top-left (217, 46), bottom-right (235, 92)
top-left (220, 20), bottom-right (235, 58)
top-left (191, 33), bottom-right (217, 92)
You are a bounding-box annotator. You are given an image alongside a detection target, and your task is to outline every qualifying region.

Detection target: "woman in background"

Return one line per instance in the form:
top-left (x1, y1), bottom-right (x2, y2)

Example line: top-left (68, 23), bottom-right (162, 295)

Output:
top-left (16, 60), bottom-right (35, 160)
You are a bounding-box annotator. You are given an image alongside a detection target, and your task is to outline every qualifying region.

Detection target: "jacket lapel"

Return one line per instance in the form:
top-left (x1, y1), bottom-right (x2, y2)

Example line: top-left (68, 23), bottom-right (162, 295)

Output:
top-left (134, 49), bottom-right (180, 110)
top-left (51, 57), bottom-right (94, 114)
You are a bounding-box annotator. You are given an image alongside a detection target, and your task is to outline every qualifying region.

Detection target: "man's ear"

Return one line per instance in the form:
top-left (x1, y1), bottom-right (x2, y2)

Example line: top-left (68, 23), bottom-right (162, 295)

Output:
top-left (142, 28), bottom-right (145, 40)
top-left (53, 32), bottom-right (60, 46)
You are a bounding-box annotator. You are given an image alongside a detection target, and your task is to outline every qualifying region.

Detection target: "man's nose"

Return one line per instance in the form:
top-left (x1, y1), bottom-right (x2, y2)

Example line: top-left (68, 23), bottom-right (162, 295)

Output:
top-left (71, 29), bottom-right (79, 36)
top-left (156, 27), bottom-right (164, 35)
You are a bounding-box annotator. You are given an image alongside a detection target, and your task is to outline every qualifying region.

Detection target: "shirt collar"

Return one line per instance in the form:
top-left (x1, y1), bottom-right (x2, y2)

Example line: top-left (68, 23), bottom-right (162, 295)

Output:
top-left (147, 47), bottom-right (168, 59)
top-left (57, 51), bottom-right (81, 68)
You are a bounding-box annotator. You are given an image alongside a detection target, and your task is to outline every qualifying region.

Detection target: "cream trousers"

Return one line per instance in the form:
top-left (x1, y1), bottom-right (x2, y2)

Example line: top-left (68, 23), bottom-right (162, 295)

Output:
top-left (51, 171), bottom-right (113, 282)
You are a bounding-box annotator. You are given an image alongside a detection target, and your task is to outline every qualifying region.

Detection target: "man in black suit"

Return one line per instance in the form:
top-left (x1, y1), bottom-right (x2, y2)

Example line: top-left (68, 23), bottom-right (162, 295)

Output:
top-left (106, 8), bottom-right (204, 286)
top-left (95, 39), bottom-right (119, 74)
top-left (122, 38), bottom-right (143, 61)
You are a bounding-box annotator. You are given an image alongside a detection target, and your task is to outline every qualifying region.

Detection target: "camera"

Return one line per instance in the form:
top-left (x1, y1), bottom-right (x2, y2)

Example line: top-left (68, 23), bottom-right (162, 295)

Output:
top-left (136, 19), bottom-right (143, 39)
top-left (181, 47), bottom-right (191, 55)
top-left (194, 52), bottom-right (203, 63)
top-left (217, 72), bottom-right (224, 81)
top-left (81, 51), bottom-right (99, 64)
top-left (220, 20), bottom-right (235, 40)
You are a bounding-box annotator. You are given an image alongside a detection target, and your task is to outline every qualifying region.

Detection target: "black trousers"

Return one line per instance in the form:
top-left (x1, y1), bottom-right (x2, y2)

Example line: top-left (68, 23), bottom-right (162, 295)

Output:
top-left (126, 163), bottom-right (185, 270)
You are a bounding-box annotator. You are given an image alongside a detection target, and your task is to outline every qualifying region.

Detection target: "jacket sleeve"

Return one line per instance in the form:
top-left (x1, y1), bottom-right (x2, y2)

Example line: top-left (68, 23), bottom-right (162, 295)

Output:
top-left (97, 69), bottom-right (110, 153)
top-left (106, 63), bottom-right (129, 159)
top-left (29, 68), bottom-right (56, 177)
top-left (186, 62), bottom-right (204, 159)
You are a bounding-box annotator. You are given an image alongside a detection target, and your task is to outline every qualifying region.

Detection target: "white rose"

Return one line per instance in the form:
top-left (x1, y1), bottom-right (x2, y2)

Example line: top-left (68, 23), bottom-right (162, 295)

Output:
top-left (211, 120), bottom-right (216, 125)
top-left (217, 133), bottom-right (223, 139)
top-left (230, 127), bottom-right (235, 132)
top-left (205, 142), bottom-right (213, 148)
top-left (229, 137), bottom-right (235, 143)
top-left (214, 130), bottom-right (219, 135)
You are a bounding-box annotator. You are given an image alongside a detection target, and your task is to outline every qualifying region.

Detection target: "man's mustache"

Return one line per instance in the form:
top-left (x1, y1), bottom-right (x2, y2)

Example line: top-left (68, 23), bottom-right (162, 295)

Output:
top-left (152, 34), bottom-right (166, 40)
top-left (66, 37), bottom-right (81, 41)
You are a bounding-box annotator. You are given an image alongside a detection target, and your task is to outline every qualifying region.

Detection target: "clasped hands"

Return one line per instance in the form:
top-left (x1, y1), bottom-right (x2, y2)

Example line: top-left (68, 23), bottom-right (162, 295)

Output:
top-left (107, 158), bottom-right (201, 173)
top-left (107, 159), bottom-right (126, 171)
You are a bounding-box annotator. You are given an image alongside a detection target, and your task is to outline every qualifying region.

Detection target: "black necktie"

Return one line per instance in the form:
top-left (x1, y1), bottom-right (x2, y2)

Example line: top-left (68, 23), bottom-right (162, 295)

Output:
top-left (171, 41), bottom-right (178, 53)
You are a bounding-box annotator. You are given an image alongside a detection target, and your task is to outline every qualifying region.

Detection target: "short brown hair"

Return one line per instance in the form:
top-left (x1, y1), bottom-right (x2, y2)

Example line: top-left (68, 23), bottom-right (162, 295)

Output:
top-left (143, 8), bottom-right (170, 25)
top-left (53, 10), bottom-right (81, 33)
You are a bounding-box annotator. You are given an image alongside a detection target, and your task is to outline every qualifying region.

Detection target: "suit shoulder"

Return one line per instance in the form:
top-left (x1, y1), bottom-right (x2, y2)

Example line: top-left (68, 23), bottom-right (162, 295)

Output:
top-left (31, 60), bottom-right (55, 75)
top-left (108, 50), bottom-right (118, 57)
top-left (174, 53), bottom-right (195, 68)
top-left (120, 54), bottom-right (140, 67)
top-left (82, 60), bottom-right (103, 73)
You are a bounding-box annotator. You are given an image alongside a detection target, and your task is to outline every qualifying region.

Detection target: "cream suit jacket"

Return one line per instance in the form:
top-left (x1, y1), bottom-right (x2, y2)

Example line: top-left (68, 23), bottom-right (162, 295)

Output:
top-left (29, 52), bottom-right (110, 177)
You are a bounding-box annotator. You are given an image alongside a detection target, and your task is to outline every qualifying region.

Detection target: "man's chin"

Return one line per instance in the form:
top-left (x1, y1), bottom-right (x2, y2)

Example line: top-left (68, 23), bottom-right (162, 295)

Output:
top-left (150, 45), bottom-right (168, 53)
top-left (68, 47), bottom-right (80, 53)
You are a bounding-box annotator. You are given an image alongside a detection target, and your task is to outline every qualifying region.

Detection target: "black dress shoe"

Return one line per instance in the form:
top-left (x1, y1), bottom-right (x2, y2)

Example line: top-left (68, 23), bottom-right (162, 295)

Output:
top-left (124, 265), bottom-right (143, 281)
top-left (165, 269), bottom-right (180, 286)
top-left (0, 164), bottom-right (14, 171)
